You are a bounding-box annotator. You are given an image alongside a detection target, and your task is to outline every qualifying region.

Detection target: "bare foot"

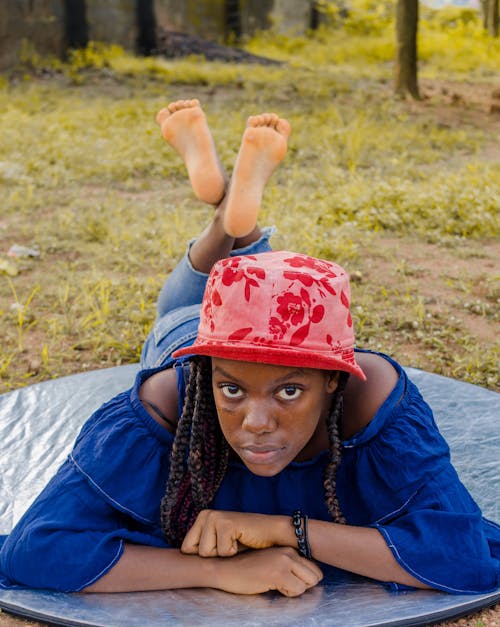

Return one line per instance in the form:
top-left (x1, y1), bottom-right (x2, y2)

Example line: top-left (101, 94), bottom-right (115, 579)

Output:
top-left (157, 99), bottom-right (226, 205)
top-left (223, 113), bottom-right (291, 238)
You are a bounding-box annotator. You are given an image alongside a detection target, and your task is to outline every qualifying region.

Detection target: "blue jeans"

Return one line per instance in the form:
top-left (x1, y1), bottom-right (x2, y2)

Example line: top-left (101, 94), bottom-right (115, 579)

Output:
top-left (141, 227), bottom-right (275, 369)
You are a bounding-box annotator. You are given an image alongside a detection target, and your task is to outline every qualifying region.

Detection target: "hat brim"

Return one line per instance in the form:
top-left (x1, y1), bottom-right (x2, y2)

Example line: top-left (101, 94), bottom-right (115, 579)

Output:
top-left (172, 343), bottom-right (366, 380)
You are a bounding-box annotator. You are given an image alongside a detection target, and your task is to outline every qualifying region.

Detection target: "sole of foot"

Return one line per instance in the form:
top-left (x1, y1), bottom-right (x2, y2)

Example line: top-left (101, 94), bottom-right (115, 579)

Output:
top-left (157, 99), bottom-right (226, 206)
top-left (223, 114), bottom-right (291, 239)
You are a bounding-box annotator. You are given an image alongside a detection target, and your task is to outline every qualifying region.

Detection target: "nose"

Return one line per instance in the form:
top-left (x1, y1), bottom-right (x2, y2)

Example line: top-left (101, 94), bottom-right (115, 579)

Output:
top-left (242, 400), bottom-right (278, 434)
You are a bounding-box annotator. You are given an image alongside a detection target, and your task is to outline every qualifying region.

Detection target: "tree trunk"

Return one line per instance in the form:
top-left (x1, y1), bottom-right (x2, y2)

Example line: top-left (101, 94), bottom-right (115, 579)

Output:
top-left (224, 0), bottom-right (241, 43)
top-left (64, 0), bottom-right (88, 49)
top-left (394, 0), bottom-right (420, 100)
top-left (310, 1), bottom-right (321, 30)
top-left (486, 0), bottom-right (499, 36)
top-left (481, 0), bottom-right (488, 28)
top-left (136, 0), bottom-right (156, 55)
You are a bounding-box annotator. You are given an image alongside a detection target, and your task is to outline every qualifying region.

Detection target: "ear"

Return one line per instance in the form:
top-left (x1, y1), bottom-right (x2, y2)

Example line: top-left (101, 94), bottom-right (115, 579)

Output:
top-left (326, 370), bottom-right (340, 394)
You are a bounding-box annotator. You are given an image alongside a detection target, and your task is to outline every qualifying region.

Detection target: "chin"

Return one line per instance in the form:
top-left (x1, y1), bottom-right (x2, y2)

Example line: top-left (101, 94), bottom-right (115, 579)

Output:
top-left (242, 459), bottom-right (292, 477)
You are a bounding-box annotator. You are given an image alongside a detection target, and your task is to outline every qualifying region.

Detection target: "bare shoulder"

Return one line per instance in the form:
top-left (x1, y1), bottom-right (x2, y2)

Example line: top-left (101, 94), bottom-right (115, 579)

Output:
top-left (342, 352), bottom-right (400, 439)
top-left (138, 367), bottom-right (180, 433)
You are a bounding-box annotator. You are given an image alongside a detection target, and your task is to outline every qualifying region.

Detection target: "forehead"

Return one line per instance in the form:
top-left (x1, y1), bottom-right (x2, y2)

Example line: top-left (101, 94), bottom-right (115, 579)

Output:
top-left (211, 357), bottom-right (324, 382)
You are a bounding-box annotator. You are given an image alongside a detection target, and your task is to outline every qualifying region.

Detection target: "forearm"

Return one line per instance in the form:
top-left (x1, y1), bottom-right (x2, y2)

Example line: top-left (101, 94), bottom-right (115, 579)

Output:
top-left (276, 517), bottom-right (429, 589)
top-left (310, 520), bottom-right (429, 588)
top-left (84, 542), bottom-right (324, 597)
top-left (84, 544), bottom-right (218, 592)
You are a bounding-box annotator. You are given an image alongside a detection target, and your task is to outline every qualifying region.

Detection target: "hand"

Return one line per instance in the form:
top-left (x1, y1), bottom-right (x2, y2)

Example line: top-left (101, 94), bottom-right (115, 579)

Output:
top-left (214, 547), bottom-right (323, 597)
top-left (181, 509), bottom-right (290, 557)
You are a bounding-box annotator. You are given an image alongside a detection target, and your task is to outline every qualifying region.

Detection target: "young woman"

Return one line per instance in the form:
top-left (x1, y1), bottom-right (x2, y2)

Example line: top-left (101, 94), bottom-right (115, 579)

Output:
top-left (0, 100), bottom-right (498, 597)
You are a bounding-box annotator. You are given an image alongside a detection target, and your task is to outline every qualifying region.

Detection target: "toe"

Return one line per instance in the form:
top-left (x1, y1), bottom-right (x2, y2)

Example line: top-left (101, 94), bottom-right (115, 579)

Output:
top-left (156, 108), bottom-right (170, 125)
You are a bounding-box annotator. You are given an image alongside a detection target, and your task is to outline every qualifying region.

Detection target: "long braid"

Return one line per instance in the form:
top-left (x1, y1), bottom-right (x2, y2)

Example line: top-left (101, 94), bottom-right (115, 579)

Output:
top-left (323, 371), bottom-right (349, 524)
top-left (189, 358), bottom-right (229, 508)
top-left (161, 357), bottom-right (229, 546)
top-left (160, 359), bottom-right (199, 546)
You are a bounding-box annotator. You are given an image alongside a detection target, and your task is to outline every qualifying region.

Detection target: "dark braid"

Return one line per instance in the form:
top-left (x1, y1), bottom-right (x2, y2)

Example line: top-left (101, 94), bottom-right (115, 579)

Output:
top-left (161, 357), bottom-right (229, 546)
top-left (160, 360), bottom-right (198, 546)
top-left (323, 371), bottom-right (349, 524)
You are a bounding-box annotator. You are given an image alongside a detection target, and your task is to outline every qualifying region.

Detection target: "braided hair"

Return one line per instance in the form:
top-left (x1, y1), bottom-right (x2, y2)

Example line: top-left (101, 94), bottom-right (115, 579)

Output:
top-left (323, 371), bottom-right (349, 524)
top-left (161, 360), bottom-right (348, 545)
top-left (161, 357), bottom-right (229, 547)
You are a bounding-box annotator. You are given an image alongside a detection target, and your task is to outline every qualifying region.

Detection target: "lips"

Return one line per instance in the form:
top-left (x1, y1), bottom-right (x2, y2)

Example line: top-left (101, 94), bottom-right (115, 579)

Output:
top-left (239, 444), bottom-right (286, 465)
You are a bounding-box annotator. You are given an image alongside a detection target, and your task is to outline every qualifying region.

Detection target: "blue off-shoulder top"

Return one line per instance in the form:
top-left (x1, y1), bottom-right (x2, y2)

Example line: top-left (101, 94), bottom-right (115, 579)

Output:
top-left (1, 352), bottom-right (499, 594)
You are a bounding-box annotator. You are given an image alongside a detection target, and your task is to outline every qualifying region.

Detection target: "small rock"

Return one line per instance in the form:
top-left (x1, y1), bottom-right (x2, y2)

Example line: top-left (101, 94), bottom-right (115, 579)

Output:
top-left (8, 244), bottom-right (40, 258)
top-left (28, 359), bottom-right (41, 374)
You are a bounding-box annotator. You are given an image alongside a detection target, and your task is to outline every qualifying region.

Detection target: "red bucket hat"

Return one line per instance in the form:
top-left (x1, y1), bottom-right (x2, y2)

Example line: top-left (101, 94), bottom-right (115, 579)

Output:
top-left (173, 251), bottom-right (366, 380)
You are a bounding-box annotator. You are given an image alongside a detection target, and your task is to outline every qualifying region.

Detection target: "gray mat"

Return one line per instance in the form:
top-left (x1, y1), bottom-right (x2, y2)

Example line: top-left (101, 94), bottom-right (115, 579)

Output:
top-left (0, 365), bottom-right (499, 626)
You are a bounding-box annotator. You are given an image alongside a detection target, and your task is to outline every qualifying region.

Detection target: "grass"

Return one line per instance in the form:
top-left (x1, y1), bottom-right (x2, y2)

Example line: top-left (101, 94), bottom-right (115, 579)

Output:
top-left (0, 4), bottom-right (499, 393)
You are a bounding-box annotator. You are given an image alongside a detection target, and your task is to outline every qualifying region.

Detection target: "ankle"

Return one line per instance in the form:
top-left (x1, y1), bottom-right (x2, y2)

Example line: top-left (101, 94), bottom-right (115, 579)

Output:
top-left (187, 213), bottom-right (235, 274)
top-left (233, 226), bottom-right (263, 250)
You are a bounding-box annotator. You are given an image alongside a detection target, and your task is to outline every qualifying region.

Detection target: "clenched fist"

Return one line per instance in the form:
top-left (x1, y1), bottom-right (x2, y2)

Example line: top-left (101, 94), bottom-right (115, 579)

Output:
top-left (181, 509), bottom-right (292, 557)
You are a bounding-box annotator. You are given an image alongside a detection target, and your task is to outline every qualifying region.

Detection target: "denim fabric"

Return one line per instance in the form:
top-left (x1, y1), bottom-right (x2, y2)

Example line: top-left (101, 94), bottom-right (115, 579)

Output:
top-left (141, 227), bottom-right (275, 369)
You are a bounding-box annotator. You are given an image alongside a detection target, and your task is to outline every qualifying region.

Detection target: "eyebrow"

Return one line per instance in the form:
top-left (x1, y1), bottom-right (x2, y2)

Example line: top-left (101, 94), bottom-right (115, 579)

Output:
top-left (212, 365), bottom-right (309, 385)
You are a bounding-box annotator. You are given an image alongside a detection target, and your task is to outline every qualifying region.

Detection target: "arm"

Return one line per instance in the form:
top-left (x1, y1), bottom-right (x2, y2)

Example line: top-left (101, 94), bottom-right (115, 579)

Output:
top-left (84, 543), bottom-right (323, 597)
top-left (309, 519), bottom-right (429, 588)
top-left (181, 510), bottom-right (429, 589)
top-left (1, 464), bottom-right (321, 596)
top-left (84, 545), bottom-right (219, 592)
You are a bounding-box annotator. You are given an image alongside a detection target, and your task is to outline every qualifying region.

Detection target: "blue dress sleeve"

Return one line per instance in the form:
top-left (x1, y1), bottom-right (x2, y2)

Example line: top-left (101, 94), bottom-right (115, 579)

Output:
top-left (339, 359), bottom-right (500, 594)
top-left (1, 460), bottom-right (128, 591)
top-left (0, 371), bottom-right (175, 592)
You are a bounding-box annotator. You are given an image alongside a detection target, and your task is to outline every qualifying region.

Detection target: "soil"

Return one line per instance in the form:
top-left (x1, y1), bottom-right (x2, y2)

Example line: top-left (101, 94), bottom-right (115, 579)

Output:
top-left (357, 234), bottom-right (499, 367)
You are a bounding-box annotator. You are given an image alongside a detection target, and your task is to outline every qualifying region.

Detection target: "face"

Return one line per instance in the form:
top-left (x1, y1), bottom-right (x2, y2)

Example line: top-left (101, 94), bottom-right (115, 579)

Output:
top-left (211, 358), bottom-right (338, 477)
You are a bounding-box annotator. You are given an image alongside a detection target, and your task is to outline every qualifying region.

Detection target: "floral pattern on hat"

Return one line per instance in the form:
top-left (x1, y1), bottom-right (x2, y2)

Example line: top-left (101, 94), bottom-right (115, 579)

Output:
top-left (173, 251), bottom-right (366, 379)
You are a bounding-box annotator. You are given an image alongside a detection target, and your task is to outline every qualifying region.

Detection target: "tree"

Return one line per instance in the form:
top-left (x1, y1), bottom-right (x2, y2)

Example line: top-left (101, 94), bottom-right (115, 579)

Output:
top-left (225, 0), bottom-right (242, 43)
top-left (486, 0), bottom-right (499, 36)
top-left (480, 0), bottom-right (498, 36)
top-left (64, 0), bottom-right (88, 49)
top-left (394, 0), bottom-right (420, 100)
top-left (136, 0), bottom-right (156, 55)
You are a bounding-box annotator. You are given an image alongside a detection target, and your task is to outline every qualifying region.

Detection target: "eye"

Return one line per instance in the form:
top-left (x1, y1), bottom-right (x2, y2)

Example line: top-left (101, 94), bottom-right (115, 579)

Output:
top-left (276, 385), bottom-right (302, 401)
top-left (219, 383), bottom-right (244, 399)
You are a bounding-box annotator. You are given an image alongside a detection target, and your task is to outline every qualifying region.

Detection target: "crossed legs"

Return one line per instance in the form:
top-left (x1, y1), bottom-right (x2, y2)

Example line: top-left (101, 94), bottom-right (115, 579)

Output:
top-left (156, 99), bottom-right (291, 274)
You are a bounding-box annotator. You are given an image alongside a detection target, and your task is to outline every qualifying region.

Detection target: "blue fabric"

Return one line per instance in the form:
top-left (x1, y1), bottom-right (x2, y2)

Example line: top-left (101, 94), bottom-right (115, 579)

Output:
top-left (0, 353), bottom-right (499, 594)
top-left (141, 227), bottom-right (275, 369)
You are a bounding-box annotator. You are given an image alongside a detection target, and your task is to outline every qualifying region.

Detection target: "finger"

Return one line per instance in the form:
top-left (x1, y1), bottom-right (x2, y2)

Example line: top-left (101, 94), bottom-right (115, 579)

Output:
top-left (180, 533), bottom-right (199, 554)
top-left (277, 574), bottom-right (308, 597)
top-left (197, 522), bottom-right (219, 557)
top-left (290, 558), bottom-right (323, 588)
top-left (182, 509), bottom-right (214, 554)
top-left (278, 568), bottom-right (321, 597)
top-left (181, 519), bottom-right (203, 554)
top-left (216, 524), bottom-right (238, 557)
